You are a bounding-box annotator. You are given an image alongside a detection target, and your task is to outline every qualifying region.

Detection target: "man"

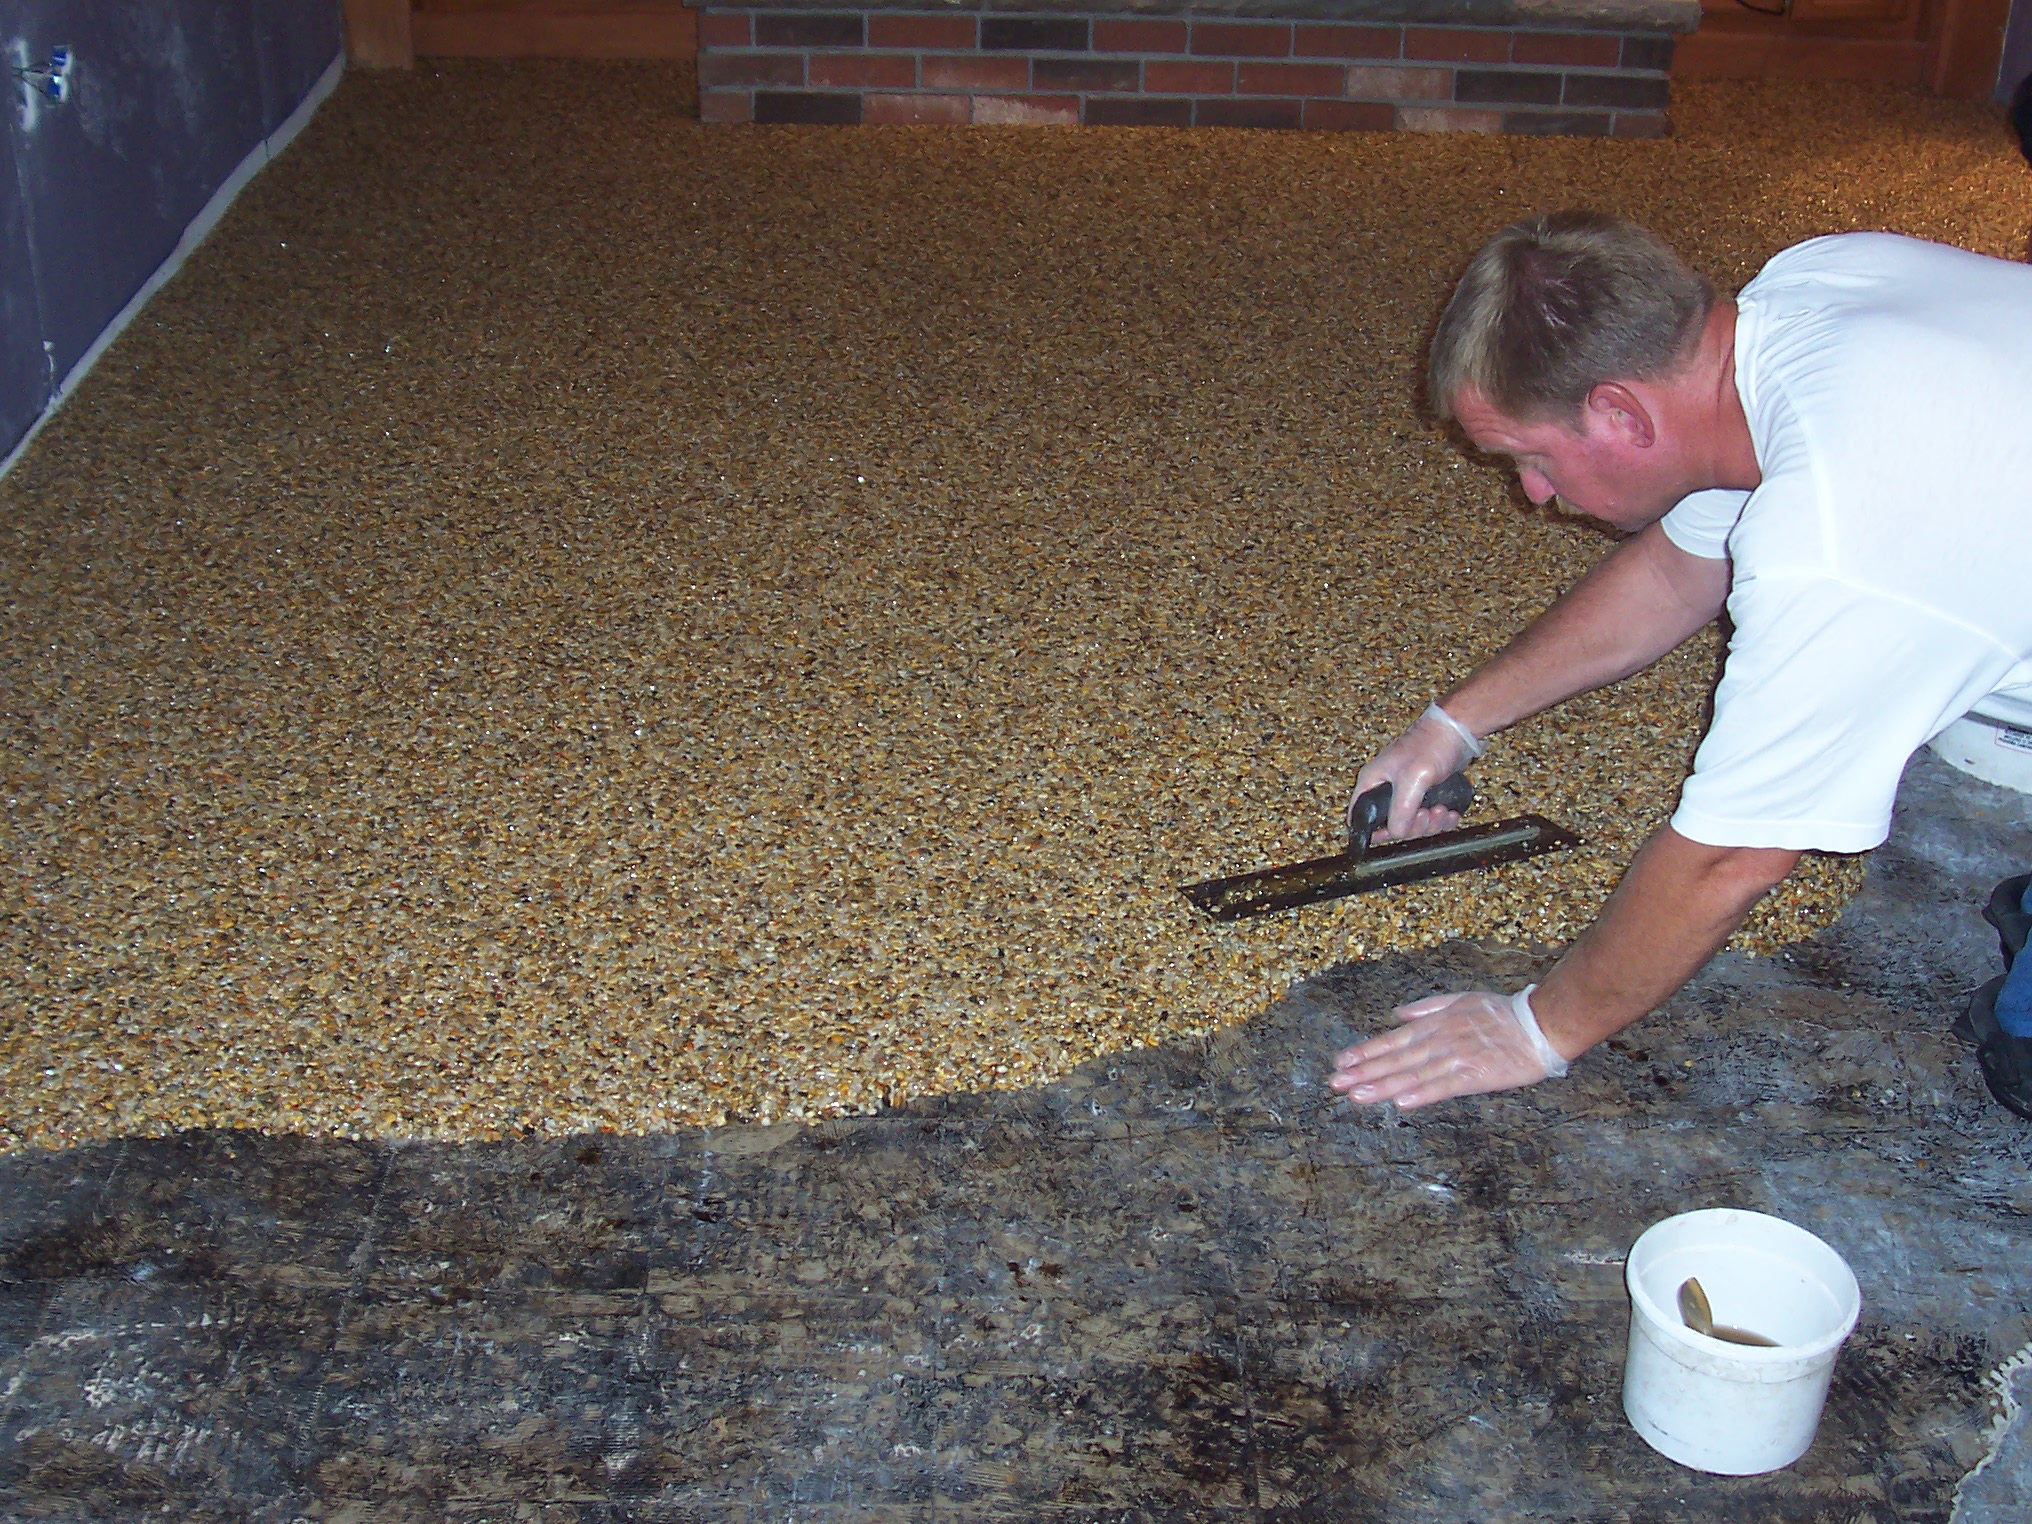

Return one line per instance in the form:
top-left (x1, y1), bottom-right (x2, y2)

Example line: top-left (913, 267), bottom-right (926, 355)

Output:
top-left (1327, 212), bottom-right (2032, 1116)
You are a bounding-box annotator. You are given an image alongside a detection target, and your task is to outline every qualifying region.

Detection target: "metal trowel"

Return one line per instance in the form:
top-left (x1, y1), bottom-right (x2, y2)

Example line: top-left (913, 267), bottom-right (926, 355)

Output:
top-left (1182, 772), bottom-right (1579, 921)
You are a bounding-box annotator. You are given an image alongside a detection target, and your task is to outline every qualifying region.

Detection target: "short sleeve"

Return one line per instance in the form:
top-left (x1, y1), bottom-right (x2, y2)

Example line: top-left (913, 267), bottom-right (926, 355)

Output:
top-left (1671, 575), bottom-right (2012, 852)
top-left (1659, 489), bottom-right (1750, 560)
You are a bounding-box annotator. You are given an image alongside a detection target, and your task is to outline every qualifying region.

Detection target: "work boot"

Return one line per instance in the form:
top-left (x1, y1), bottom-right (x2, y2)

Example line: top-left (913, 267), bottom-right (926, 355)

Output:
top-left (1984, 872), bottom-right (2031, 970)
top-left (1963, 975), bottom-right (2032, 1122)
top-left (1952, 873), bottom-right (2032, 1044)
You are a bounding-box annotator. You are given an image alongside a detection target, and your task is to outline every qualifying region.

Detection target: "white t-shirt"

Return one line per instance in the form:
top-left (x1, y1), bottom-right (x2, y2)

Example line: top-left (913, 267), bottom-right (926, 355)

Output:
top-left (1658, 233), bottom-right (2032, 853)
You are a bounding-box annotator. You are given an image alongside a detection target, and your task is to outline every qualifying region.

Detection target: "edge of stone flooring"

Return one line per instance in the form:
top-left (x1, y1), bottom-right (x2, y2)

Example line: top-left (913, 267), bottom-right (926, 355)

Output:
top-left (1, 751), bottom-right (2027, 1520)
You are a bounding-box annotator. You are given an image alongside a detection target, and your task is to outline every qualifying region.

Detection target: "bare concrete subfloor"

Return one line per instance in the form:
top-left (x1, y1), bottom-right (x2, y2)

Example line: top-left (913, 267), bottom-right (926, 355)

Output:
top-left (2, 749), bottom-right (2030, 1522)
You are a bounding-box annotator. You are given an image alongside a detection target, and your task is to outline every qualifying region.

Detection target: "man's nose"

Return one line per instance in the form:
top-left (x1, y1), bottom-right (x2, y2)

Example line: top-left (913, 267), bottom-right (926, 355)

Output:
top-left (1518, 468), bottom-right (1556, 506)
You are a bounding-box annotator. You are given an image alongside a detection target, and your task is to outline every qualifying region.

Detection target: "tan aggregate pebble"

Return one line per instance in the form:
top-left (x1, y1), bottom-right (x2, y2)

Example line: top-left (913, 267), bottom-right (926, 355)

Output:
top-left (2, 66), bottom-right (2027, 1151)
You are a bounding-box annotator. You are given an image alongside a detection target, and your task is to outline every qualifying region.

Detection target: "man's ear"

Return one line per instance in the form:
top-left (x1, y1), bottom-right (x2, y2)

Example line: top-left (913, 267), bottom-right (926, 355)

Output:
top-left (1586, 382), bottom-right (1656, 447)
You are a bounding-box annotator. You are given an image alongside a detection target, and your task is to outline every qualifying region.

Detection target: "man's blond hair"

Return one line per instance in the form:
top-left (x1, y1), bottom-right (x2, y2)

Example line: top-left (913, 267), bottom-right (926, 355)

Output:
top-left (1427, 210), bottom-right (1715, 425)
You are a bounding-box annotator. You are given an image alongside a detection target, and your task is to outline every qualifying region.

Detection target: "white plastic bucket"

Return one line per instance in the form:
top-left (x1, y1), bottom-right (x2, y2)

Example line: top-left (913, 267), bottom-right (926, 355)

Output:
top-left (1930, 711), bottom-right (2032, 794)
top-left (1622, 1208), bottom-right (1861, 1475)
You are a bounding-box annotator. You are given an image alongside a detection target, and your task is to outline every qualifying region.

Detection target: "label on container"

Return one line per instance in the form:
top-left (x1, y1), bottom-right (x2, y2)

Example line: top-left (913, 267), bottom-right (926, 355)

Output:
top-left (1998, 725), bottom-right (2032, 756)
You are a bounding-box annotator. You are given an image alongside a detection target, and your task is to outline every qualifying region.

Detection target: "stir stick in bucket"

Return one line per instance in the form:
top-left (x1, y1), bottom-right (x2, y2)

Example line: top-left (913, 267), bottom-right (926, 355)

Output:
top-left (1678, 1277), bottom-right (1779, 1347)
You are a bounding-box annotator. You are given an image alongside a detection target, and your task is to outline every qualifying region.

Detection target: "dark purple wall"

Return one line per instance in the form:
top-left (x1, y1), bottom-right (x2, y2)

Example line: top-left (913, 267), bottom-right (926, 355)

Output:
top-left (2002, 0), bottom-right (2032, 102)
top-left (0, 119), bottom-right (45, 453)
top-left (1, 0), bottom-right (342, 461)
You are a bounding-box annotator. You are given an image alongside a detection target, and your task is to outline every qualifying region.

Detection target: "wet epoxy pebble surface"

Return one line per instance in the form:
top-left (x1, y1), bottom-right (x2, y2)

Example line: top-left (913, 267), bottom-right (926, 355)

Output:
top-left (3, 64), bottom-right (2030, 1149)
top-left (1, 753), bottom-right (2030, 1521)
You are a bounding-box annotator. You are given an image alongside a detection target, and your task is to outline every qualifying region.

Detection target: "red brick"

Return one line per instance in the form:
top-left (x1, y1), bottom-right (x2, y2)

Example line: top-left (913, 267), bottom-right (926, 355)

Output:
top-left (1085, 96), bottom-right (1194, 125)
top-left (1396, 104), bottom-right (1501, 131)
top-left (697, 12), bottom-right (752, 48)
top-left (922, 54), bottom-right (1028, 90)
top-left (1510, 31), bottom-right (1620, 68)
top-left (1457, 68), bottom-right (1563, 106)
top-left (755, 13), bottom-right (863, 48)
top-left (1146, 59), bottom-right (1234, 94)
top-left (864, 91), bottom-right (972, 123)
top-left (755, 90), bottom-right (862, 124)
top-left (1612, 109), bottom-right (1671, 137)
top-left (1190, 22), bottom-right (1291, 57)
top-left (699, 88), bottom-right (754, 123)
top-left (1095, 18), bottom-right (1188, 54)
top-left (1304, 98), bottom-right (1393, 131)
top-left (1345, 64), bottom-right (1451, 100)
top-left (1293, 24), bottom-right (1400, 60)
top-left (698, 51), bottom-right (806, 88)
top-left (868, 14), bottom-right (976, 50)
top-left (1238, 62), bottom-right (1346, 96)
top-left (981, 17), bottom-right (1087, 52)
top-left (808, 52), bottom-right (917, 89)
top-left (1564, 72), bottom-right (1669, 110)
top-left (972, 93), bottom-right (1079, 125)
top-left (1621, 35), bottom-right (1675, 71)
top-left (1503, 108), bottom-right (1611, 135)
top-left (1403, 27), bottom-right (1511, 63)
top-left (1195, 97), bottom-right (1303, 128)
top-left (1035, 57), bottom-right (1141, 92)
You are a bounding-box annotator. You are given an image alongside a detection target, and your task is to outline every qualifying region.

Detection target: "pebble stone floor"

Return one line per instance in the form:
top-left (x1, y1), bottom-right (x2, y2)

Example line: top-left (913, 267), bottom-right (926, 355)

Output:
top-left (3, 64), bottom-right (2030, 1150)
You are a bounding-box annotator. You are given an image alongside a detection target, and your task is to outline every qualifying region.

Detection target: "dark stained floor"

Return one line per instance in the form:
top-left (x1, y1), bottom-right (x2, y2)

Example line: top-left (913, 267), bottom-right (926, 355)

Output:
top-left (2, 751), bottom-right (2028, 1522)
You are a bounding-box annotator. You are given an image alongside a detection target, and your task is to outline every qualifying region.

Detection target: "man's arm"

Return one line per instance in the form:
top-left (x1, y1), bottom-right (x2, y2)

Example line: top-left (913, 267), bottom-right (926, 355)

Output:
top-left (1440, 520), bottom-right (1731, 740)
top-left (1353, 521), bottom-right (1730, 841)
top-left (1329, 826), bottom-right (1800, 1109)
top-left (1538, 827), bottom-right (1798, 1053)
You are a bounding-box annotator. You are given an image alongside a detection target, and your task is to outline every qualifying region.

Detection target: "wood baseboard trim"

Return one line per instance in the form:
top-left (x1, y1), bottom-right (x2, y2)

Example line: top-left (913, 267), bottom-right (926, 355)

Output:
top-left (413, 8), bottom-right (699, 59)
top-left (1673, 30), bottom-right (1926, 79)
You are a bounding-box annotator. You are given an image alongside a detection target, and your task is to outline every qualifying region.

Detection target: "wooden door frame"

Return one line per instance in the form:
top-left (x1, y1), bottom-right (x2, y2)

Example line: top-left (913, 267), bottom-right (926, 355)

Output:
top-left (343, 0), bottom-right (414, 69)
top-left (1926, 0), bottom-right (2012, 93)
top-left (1678, 0), bottom-right (2009, 94)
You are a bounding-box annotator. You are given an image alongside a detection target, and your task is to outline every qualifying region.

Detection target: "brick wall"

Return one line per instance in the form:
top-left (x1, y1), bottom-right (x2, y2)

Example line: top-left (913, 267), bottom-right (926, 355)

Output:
top-left (697, 11), bottom-right (1677, 135)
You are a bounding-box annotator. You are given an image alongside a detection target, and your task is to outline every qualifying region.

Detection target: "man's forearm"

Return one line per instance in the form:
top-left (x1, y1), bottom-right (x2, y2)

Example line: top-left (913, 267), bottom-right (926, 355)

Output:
top-left (1531, 826), bottom-right (1801, 1060)
top-left (1440, 522), bottom-right (1731, 740)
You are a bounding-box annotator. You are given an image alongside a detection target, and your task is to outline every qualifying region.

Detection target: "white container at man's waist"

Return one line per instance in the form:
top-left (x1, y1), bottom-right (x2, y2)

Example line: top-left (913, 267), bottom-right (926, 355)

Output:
top-left (1930, 706), bottom-right (2032, 795)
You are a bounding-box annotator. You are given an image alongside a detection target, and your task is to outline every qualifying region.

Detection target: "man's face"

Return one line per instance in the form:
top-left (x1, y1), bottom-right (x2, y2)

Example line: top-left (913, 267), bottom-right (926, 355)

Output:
top-left (1450, 388), bottom-right (1673, 532)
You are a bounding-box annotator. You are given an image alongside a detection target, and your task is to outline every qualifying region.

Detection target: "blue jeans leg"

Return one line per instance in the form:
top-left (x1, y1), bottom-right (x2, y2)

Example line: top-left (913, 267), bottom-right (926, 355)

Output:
top-left (1999, 881), bottom-right (2032, 1037)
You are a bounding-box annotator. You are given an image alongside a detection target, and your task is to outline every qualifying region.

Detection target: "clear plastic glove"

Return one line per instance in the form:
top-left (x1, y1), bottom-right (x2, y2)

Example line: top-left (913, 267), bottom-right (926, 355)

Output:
top-left (1349, 702), bottom-right (1484, 843)
top-left (1328, 986), bottom-right (1569, 1112)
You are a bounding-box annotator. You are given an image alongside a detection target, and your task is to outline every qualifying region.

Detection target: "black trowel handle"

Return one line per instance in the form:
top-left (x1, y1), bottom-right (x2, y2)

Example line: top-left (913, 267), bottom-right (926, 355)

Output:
top-left (1348, 772), bottom-right (1476, 853)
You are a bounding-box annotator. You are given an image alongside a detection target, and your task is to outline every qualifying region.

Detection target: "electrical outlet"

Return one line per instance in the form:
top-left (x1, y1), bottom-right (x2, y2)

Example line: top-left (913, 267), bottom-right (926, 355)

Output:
top-left (12, 42), bottom-right (72, 123)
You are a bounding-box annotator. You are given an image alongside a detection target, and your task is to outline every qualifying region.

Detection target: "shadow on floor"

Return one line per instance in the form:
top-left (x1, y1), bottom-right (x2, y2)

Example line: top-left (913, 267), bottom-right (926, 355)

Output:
top-left (2, 752), bottom-right (2029, 1522)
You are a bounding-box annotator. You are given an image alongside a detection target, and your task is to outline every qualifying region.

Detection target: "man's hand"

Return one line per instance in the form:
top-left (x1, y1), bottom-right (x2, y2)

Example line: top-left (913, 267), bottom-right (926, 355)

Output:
top-left (1348, 527), bottom-right (1727, 846)
top-left (1330, 828), bottom-right (1803, 1112)
top-left (1349, 704), bottom-right (1481, 842)
top-left (1329, 989), bottom-right (1568, 1111)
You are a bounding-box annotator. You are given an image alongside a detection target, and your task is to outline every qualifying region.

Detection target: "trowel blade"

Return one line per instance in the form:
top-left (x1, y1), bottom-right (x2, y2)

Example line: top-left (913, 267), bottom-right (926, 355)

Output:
top-left (1181, 814), bottom-right (1580, 922)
